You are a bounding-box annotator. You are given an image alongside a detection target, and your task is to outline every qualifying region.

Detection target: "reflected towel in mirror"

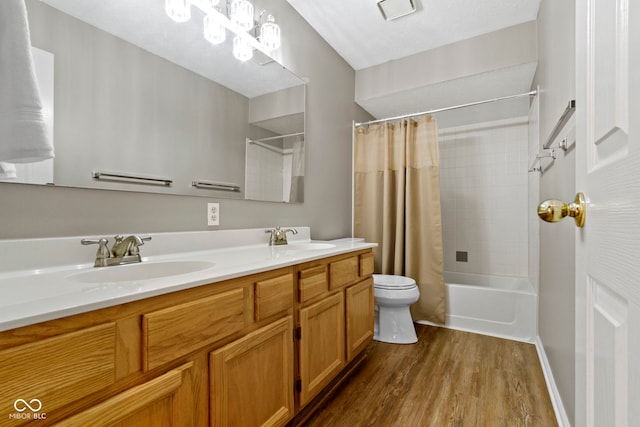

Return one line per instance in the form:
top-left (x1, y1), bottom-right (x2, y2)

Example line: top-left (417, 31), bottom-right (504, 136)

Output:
top-left (0, 0), bottom-right (53, 164)
top-left (0, 162), bottom-right (16, 179)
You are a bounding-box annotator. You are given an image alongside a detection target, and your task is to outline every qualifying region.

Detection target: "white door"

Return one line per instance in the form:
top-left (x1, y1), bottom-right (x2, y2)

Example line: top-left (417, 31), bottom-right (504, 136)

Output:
top-left (575, 0), bottom-right (639, 425)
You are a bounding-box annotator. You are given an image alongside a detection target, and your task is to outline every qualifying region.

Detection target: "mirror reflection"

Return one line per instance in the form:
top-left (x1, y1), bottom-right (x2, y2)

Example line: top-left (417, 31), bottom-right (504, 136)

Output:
top-left (0, 0), bottom-right (305, 203)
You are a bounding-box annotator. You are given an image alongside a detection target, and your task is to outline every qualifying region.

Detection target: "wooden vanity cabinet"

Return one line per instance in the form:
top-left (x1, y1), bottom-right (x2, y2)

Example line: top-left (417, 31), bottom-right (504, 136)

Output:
top-left (296, 250), bottom-right (375, 409)
top-left (0, 249), bottom-right (374, 426)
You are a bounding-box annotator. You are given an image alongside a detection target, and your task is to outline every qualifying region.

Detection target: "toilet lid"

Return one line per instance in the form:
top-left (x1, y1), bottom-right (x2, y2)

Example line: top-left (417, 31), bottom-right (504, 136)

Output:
top-left (372, 274), bottom-right (417, 290)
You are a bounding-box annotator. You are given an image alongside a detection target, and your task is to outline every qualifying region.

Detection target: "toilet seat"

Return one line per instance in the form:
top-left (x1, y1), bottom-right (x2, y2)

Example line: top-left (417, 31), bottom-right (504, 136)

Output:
top-left (373, 274), bottom-right (417, 290)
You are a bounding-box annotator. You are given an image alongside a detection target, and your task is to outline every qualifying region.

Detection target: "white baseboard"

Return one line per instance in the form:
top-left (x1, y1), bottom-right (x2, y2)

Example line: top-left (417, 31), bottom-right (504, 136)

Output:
top-left (534, 336), bottom-right (571, 427)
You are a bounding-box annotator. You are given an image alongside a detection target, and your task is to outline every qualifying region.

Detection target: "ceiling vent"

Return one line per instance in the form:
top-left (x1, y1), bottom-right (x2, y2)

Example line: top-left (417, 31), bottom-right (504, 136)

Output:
top-left (377, 0), bottom-right (416, 21)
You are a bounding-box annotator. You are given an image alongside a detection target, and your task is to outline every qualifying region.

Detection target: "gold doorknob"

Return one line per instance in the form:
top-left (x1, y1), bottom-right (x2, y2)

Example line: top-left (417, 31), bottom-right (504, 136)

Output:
top-left (537, 192), bottom-right (586, 228)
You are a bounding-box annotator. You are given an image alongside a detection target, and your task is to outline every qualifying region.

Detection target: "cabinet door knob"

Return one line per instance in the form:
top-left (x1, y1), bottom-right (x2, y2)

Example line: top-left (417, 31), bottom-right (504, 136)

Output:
top-left (538, 192), bottom-right (586, 228)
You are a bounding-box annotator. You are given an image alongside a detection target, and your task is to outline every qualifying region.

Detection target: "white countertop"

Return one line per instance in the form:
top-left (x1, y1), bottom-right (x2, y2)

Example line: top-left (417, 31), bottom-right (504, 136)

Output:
top-left (0, 228), bottom-right (376, 332)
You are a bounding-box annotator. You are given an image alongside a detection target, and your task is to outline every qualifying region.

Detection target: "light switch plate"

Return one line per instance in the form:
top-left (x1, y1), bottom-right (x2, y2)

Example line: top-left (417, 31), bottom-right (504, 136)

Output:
top-left (207, 203), bottom-right (220, 226)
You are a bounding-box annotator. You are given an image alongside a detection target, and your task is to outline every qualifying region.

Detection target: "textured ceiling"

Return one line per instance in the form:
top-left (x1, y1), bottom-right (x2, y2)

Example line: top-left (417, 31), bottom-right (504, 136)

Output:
top-left (286, 0), bottom-right (541, 70)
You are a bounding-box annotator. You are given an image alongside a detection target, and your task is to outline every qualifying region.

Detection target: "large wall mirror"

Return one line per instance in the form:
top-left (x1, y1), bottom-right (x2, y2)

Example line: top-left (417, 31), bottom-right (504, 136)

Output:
top-left (1, 0), bottom-right (305, 203)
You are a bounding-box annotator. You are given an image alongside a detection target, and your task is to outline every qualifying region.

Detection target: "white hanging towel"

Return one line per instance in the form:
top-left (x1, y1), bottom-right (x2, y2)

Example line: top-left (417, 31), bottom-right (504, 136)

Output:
top-left (0, 162), bottom-right (16, 179)
top-left (0, 0), bottom-right (53, 163)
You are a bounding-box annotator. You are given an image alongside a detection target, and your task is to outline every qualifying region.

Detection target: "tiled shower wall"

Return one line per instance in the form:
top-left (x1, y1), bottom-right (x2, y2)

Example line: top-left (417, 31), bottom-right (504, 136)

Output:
top-left (245, 143), bottom-right (293, 202)
top-left (245, 144), bottom-right (286, 202)
top-left (439, 117), bottom-right (529, 277)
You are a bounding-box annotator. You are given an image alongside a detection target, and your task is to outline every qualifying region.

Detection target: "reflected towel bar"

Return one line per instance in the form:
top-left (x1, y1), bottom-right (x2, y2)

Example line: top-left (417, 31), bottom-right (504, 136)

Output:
top-left (246, 132), bottom-right (304, 144)
top-left (192, 180), bottom-right (241, 192)
top-left (92, 170), bottom-right (173, 186)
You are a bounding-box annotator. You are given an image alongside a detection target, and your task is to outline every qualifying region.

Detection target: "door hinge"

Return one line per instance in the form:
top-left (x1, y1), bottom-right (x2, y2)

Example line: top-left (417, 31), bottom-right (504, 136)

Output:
top-left (295, 378), bottom-right (302, 393)
top-left (295, 326), bottom-right (302, 340)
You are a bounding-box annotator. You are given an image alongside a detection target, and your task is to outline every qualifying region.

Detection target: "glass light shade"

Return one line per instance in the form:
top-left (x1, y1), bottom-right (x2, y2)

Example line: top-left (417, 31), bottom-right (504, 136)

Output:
top-left (233, 35), bottom-right (253, 61)
top-left (229, 0), bottom-right (254, 31)
top-left (165, 0), bottom-right (191, 23)
top-left (203, 14), bottom-right (226, 44)
top-left (259, 15), bottom-right (280, 51)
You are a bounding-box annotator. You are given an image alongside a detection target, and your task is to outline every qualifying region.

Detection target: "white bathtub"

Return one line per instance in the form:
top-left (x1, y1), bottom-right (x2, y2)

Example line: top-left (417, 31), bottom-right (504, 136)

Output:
top-left (421, 272), bottom-right (537, 343)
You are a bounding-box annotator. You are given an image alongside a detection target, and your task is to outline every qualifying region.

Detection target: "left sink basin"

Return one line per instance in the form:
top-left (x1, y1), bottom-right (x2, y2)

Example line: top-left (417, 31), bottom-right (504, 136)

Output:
top-left (66, 260), bottom-right (216, 283)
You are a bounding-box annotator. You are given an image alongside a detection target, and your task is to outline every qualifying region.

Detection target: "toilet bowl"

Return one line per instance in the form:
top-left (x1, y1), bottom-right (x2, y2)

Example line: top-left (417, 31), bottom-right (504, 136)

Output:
top-left (373, 274), bottom-right (420, 344)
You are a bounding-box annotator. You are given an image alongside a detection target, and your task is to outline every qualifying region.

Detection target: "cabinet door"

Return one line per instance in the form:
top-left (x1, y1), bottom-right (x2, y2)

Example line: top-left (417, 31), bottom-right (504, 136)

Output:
top-left (0, 323), bottom-right (117, 426)
top-left (298, 292), bottom-right (345, 407)
top-left (57, 362), bottom-right (195, 427)
top-left (346, 278), bottom-right (374, 361)
top-left (210, 316), bottom-right (294, 427)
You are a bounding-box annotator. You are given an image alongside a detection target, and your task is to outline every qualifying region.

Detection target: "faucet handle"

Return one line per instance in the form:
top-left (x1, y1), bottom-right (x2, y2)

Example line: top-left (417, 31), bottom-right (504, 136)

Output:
top-left (129, 236), bottom-right (152, 255)
top-left (265, 228), bottom-right (278, 245)
top-left (81, 238), bottom-right (111, 265)
top-left (81, 238), bottom-right (108, 246)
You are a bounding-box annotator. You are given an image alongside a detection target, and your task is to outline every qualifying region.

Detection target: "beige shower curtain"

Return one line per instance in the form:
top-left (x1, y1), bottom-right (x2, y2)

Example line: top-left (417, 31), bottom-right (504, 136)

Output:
top-left (354, 115), bottom-right (445, 324)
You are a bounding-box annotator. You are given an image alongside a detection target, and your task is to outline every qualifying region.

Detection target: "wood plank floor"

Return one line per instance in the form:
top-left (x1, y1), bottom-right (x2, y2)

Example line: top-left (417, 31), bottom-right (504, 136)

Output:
top-left (304, 324), bottom-right (557, 427)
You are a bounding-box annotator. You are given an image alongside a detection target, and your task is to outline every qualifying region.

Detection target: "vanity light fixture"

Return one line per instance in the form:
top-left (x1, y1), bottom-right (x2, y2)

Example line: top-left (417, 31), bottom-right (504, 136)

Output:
top-left (166, 0), bottom-right (191, 23)
top-left (204, 13), bottom-right (226, 44)
top-left (259, 14), bottom-right (281, 51)
top-left (233, 35), bottom-right (254, 61)
top-left (229, 0), bottom-right (254, 31)
top-left (165, 0), bottom-right (282, 62)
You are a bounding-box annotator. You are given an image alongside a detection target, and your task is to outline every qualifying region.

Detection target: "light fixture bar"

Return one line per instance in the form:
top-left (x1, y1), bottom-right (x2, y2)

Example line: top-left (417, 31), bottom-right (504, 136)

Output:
top-left (377, 0), bottom-right (416, 21)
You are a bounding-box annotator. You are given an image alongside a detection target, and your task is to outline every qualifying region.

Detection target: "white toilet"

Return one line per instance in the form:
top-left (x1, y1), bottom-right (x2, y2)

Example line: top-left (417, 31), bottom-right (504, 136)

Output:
top-left (373, 274), bottom-right (420, 344)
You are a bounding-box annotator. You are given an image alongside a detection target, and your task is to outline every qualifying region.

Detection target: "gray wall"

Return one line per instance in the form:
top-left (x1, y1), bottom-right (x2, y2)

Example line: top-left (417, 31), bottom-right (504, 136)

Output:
top-left (535, 0), bottom-right (576, 423)
top-left (0, 1), bottom-right (363, 240)
top-left (355, 21), bottom-right (538, 103)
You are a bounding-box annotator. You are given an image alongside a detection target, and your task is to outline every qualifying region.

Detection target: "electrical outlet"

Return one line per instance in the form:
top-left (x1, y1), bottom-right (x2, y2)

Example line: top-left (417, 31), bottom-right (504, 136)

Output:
top-left (207, 203), bottom-right (220, 226)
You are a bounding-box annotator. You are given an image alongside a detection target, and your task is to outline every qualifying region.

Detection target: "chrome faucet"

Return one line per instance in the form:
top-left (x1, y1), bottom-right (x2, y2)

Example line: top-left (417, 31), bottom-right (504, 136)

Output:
top-left (112, 235), bottom-right (144, 257)
top-left (265, 227), bottom-right (298, 245)
top-left (81, 234), bottom-right (151, 267)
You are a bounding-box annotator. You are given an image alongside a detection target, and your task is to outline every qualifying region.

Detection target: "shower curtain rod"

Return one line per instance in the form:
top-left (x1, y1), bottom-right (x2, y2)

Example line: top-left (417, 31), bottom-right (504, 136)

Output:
top-left (246, 139), bottom-right (286, 155)
top-left (246, 131), bottom-right (304, 144)
top-left (353, 90), bottom-right (537, 127)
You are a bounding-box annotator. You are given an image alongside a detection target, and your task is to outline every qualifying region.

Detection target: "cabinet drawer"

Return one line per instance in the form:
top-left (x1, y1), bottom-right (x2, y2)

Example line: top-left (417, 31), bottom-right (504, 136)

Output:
top-left (0, 323), bottom-right (117, 425)
top-left (329, 256), bottom-right (359, 290)
top-left (143, 287), bottom-right (252, 371)
top-left (359, 252), bottom-right (374, 277)
top-left (255, 273), bottom-right (294, 321)
top-left (58, 362), bottom-right (194, 427)
top-left (298, 265), bottom-right (328, 303)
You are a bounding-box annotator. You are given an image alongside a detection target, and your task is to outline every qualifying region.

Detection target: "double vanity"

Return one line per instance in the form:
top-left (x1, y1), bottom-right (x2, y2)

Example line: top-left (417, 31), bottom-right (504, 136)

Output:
top-left (0, 227), bottom-right (376, 426)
